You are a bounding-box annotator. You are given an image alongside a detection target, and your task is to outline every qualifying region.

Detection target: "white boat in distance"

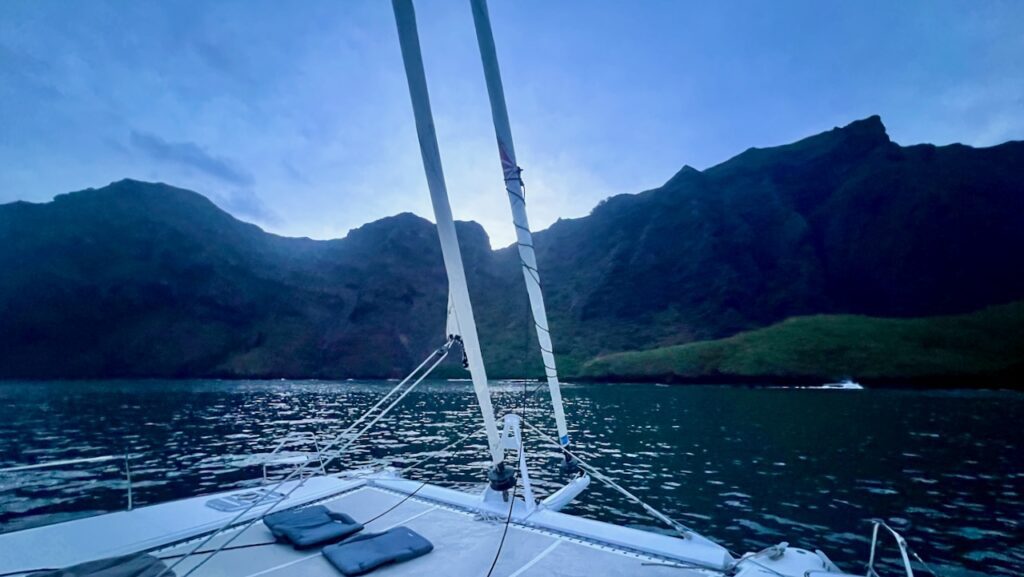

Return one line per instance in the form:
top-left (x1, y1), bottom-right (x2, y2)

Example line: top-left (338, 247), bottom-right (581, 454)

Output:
top-left (0, 2), bottom-right (925, 577)
top-left (820, 379), bottom-right (864, 390)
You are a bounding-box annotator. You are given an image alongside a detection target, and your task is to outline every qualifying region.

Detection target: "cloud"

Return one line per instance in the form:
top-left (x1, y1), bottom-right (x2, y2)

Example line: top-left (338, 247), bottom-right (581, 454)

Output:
top-left (127, 130), bottom-right (278, 226)
top-left (217, 188), bottom-right (281, 226)
top-left (129, 131), bottom-right (254, 187)
top-left (281, 159), bottom-right (310, 185)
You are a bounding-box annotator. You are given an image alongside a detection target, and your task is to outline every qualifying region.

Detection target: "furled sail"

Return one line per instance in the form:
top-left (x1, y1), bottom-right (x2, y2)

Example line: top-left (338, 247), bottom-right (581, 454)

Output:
top-left (392, 0), bottom-right (503, 465)
top-left (469, 0), bottom-right (571, 447)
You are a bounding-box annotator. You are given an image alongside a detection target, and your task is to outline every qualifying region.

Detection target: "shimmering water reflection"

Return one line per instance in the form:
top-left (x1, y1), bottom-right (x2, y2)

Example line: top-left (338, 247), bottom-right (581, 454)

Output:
top-left (0, 380), bottom-right (1020, 576)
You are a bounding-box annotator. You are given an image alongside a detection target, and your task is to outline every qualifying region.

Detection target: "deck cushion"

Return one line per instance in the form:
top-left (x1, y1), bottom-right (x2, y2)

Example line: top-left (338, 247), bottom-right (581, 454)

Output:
top-left (263, 505), bottom-right (363, 549)
top-left (34, 553), bottom-right (172, 577)
top-left (322, 526), bottom-right (433, 576)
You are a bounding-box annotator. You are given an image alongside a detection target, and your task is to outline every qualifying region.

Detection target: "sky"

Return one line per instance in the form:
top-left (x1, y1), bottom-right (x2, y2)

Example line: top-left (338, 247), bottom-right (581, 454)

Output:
top-left (1, 1), bottom-right (1022, 247)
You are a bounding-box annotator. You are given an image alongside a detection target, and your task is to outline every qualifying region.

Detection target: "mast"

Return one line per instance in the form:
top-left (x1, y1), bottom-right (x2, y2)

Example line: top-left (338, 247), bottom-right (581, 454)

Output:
top-left (469, 0), bottom-right (571, 448)
top-left (392, 0), bottom-right (503, 465)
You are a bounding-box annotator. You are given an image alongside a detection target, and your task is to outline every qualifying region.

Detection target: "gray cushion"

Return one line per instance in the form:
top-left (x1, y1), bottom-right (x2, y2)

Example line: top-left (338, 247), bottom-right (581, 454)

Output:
top-left (35, 553), bottom-right (172, 577)
top-left (263, 505), bottom-right (363, 549)
top-left (322, 526), bottom-right (433, 576)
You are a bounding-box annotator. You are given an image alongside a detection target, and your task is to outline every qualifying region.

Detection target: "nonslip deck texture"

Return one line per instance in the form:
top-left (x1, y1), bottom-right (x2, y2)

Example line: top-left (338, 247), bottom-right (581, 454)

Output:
top-left (155, 486), bottom-right (706, 577)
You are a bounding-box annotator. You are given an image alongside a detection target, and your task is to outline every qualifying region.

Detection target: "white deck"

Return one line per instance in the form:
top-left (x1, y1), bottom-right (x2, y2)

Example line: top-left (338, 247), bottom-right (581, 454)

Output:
top-left (0, 474), bottom-right (731, 577)
top-left (0, 476), bottom-right (361, 575)
top-left (0, 472), bottom-right (859, 577)
top-left (153, 483), bottom-right (719, 577)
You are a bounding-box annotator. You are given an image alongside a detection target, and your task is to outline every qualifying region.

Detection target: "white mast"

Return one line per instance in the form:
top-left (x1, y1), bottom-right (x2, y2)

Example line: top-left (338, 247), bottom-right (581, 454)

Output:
top-left (469, 0), bottom-right (571, 447)
top-left (392, 0), bottom-right (503, 465)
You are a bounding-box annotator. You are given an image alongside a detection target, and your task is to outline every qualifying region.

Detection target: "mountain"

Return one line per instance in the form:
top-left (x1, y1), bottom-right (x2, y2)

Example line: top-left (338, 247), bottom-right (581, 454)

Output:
top-left (2, 116), bottom-right (1023, 381)
top-left (0, 182), bottom-right (470, 378)
top-left (503, 116), bottom-right (1024, 368)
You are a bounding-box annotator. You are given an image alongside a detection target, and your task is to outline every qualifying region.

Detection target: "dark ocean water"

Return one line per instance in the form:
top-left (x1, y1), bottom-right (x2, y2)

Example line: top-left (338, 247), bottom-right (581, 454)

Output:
top-left (0, 380), bottom-right (1020, 576)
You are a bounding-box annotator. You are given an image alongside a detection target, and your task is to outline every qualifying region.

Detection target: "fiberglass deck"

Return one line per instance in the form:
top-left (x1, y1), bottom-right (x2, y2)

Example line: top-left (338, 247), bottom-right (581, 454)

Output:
top-left (155, 484), bottom-right (715, 577)
top-left (0, 476), bottom-right (720, 577)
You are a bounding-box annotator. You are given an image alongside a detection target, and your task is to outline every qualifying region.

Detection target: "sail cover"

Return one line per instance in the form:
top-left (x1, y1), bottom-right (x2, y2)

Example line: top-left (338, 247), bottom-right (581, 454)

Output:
top-left (392, 0), bottom-right (503, 464)
top-left (470, 0), bottom-right (570, 447)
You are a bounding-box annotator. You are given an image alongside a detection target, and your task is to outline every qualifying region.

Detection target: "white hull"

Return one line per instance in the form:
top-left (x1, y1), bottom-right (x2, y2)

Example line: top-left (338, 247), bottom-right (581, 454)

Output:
top-left (820, 380), bottom-right (864, 390)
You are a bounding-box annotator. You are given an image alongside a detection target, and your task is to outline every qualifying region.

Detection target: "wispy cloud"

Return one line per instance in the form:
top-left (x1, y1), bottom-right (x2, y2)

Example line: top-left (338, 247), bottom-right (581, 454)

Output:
top-left (218, 188), bottom-right (281, 226)
top-left (3, 1), bottom-right (1023, 244)
top-left (281, 159), bottom-right (310, 185)
top-left (126, 130), bottom-right (279, 226)
top-left (129, 131), bottom-right (253, 187)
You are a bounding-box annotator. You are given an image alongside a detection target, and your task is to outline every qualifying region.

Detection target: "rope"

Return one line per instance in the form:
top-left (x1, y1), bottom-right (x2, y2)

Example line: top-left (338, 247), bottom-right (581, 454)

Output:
top-left (185, 423), bottom-right (484, 567)
top-left (360, 422), bottom-right (487, 524)
top-left (504, 168), bottom-right (554, 360)
top-left (642, 561), bottom-right (729, 573)
top-left (0, 568), bottom-right (55, 577)
top-left (401, 425), bottom-right (486, 474)
top-left (483, 367), bottom-right (529, 577)
top-left (321, 345), bottom-right (450, 457)
top-left (909, 546), bottom-right (943, 577)
top-left (157, 540), bottom-right (279, 560)
top-left (161, 342), bottom-right (453, 577)
top-left (484, 484), bottom-right (517, 577)
top-left (521, 420), bottom-right (695, 539)
top-left (0, 539), bottom-right (282, 577)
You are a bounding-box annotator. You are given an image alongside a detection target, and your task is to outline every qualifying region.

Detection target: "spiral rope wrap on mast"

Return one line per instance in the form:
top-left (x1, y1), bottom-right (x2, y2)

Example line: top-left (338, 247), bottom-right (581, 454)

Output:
top-left (470, 0), bottom-right (572, 454)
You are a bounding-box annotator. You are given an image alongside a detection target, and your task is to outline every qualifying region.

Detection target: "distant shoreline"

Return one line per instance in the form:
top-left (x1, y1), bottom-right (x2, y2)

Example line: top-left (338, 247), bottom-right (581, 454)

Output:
top-left (576, 373), bottom-right (1023, 390)
top-left (1, 375), bottom-right (1020, 391)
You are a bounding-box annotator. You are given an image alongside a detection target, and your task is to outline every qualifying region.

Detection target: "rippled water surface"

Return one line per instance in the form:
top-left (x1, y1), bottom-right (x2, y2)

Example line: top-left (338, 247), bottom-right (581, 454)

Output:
top-left (0, 380), bottom-right (1020, 576)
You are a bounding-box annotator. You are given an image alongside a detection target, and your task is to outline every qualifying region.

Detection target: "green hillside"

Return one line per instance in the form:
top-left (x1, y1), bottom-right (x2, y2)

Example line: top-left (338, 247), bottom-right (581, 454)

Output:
top-left (579, 302), bottom-right (1024, 385)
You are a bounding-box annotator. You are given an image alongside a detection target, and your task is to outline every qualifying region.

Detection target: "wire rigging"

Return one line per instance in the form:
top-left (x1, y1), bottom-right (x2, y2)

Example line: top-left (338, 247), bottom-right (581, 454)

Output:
top-left (160, 340), bottom-right (454, 577)
top-left (522, 420), bottom-right (696, 540)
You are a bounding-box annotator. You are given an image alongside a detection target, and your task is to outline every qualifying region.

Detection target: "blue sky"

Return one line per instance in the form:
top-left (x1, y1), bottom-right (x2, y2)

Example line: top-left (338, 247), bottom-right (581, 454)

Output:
top-left (2, 1), bottom-right (1022, 246)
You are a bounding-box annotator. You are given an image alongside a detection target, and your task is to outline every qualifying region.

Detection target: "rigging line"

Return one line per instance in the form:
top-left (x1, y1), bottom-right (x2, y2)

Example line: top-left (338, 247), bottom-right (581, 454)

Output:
top-left (741, 559), bottom-right (790, 577)
top-left (365, 393), bottom-right (515, 543)
top-left (0, 540), bottom-right (280, 577)
top-left (908, 546), bottom-right (943, 577)
top-left (641, 561), bottom-right (729, 573)
top-left (362, 424), bottom-right (488, 526)
top-left (401, 425), bottom-right (486, 473)
top-left (505, 187), bottom-right (525, 203)
top-left (521, 421), bottom-right (696, 539)
top-left (157, 347), bottom-right (443, 576)
top-left (253, 360), bottom-right (427, 481)
top-left (163, 343), bottom-right (452, 577)
top-left (321, 344), bottom-right (449, 454)
top-left (484, 484), bottom-right (517, 577)
top-left (364, 481), bottom-right (430, 527)
top-left (0, 394), bottom-right (555, 577)
top-left (484, 375), bottom-right (527, 577)
top-left (157, 540), bottom-right (279, 560)
top-left (520, 260), bottom-right (540, 274)
top-left (191, 426), bottom-right (484, 566)
top-left (0, 568), bottom-right (56, 577)
top-left (179, 345), bottom-right (451, 577)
